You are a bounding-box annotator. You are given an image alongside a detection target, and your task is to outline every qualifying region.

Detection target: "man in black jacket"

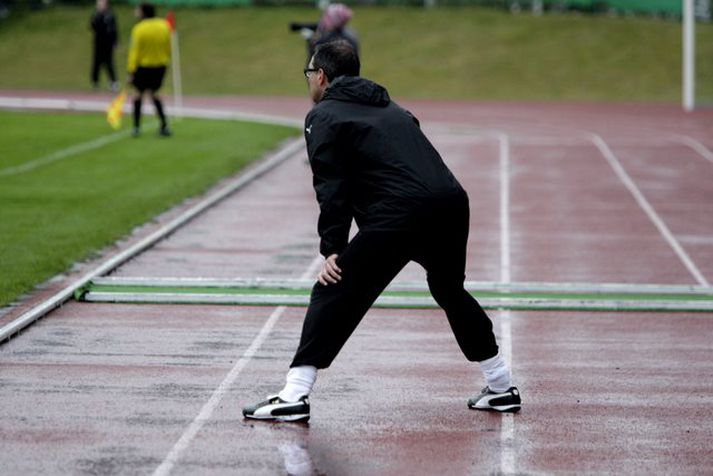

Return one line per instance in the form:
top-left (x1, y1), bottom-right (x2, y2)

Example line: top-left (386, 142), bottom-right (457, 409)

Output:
top-left (243, 42), bottom-right (521, 422)
top-left (90, 0), bottom-right (119, 92)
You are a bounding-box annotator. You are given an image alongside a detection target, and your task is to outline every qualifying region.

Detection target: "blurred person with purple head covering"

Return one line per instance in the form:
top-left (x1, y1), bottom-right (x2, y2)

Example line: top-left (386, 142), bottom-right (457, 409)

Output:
top-left (311, 3), bottom-right (359, 57)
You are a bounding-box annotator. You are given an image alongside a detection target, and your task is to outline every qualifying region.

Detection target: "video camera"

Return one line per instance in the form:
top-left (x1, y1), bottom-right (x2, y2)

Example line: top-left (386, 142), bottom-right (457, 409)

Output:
top-left (289, 22), bottom-right (319, 40)
top-left (289, 22), bottom-right (318, 33)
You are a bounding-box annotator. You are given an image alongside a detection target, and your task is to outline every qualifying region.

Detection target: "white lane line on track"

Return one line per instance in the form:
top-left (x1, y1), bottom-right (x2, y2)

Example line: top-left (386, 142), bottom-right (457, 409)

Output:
top-left (0, 129), bottom-right (131, 177)
top-left (498, 132), bottom-right (516, 475)
top-left (672, 135), bottom-right (713, 165)
top-left (151, 255), bottom-right (323, 476)
top-left (499, 133), bottom-right (512, 286)
top-left (591, 134), bottom-right (709, 287)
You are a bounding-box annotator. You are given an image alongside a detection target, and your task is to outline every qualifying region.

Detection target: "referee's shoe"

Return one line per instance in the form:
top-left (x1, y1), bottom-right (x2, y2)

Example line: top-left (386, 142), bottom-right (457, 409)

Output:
top-left (468, 386), bottom-right (521, 413)
top-left (243, 395), bottom-right (310, 422)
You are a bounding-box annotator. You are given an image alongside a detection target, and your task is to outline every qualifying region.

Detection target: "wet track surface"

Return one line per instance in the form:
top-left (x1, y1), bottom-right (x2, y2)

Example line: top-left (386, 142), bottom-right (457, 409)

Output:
top-left (1, 91), bottom-right (713, 474)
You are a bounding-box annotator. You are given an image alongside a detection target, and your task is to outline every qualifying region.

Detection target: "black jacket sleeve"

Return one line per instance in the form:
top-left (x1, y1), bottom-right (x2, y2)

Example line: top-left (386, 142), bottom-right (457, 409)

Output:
top-left (107, 12), bottom-right (118, 46)
top-left (305, 109), bottom-right (352, 257)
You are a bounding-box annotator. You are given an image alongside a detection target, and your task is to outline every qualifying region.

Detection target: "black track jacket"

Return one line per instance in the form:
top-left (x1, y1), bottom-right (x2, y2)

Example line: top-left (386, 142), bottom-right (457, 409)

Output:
top-left (305, 76), bottom-right (466, 258)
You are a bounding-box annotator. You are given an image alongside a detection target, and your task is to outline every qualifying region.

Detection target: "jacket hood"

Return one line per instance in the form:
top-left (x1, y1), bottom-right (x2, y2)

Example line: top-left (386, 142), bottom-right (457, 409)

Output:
top-left (323, 76), bottom-right (391, 107)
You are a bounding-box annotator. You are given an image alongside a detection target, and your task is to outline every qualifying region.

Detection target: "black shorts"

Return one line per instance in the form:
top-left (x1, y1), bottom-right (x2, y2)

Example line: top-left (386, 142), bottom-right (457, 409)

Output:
top-left (132, 66), bottom-right (166, 92)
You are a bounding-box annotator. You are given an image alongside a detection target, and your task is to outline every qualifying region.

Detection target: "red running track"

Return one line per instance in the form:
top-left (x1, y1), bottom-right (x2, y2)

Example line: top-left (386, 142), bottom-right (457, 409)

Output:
top-left (1, 92), bottom-right (712, 474)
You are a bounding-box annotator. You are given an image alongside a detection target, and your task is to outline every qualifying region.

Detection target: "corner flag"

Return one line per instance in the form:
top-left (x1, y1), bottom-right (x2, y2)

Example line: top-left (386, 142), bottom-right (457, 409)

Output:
top-left (107, 90), bottom-right (127, 130)
top-left (166, 11), bottom-right (176, 31)
top-left (167, 11), bottom-right (183, 117)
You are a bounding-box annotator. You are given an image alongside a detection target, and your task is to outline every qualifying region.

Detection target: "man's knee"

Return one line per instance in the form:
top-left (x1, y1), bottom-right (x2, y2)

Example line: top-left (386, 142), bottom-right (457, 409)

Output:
top-left (427, 273), bottom-right (465, 301)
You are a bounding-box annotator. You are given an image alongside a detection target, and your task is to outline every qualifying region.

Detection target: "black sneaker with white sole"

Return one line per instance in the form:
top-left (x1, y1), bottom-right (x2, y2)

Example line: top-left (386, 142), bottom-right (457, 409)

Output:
top-left (468, 386), bottom-right (521, 413)
top-left (243, 395), bottom-right (310, 422)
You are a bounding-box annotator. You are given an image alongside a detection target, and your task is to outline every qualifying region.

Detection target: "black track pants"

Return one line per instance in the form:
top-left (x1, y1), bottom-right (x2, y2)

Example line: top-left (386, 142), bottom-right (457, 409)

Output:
top-left (91, 45), bottom-right (116, 84)
top-left (290, 193), bottom-right (499, 369)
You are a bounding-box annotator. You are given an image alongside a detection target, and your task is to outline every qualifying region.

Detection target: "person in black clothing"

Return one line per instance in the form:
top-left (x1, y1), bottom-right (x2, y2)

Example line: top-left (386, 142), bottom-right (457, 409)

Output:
top-left (243, 42), bottom-right (521, 423)
top-left (90, 0), bottom-right (119, 91)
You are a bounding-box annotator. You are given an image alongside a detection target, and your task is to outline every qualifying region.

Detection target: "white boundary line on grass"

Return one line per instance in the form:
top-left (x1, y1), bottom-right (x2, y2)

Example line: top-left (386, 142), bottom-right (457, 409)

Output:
top-left (151, 255), bottom-right (323, 476)
top-left (590, 134), bottom-right (709, 287)
top-left (0, 96), bottom-right (302, 128)
top-left (0, 97), bottom-right (109, 112)
top-left (0, 129), bottom-right (132, 176)
top-left (497, 132), bottom-right (516, 475)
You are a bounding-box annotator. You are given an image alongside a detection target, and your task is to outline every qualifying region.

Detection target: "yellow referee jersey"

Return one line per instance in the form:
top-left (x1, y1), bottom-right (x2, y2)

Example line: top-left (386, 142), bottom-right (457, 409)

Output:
top-left (127, 18), bottom-right (171, 73)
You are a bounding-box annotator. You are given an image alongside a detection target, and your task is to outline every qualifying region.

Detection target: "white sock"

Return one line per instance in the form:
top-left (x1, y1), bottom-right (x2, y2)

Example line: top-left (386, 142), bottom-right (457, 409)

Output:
top-left (479, 354), bottom-right (512, 393)
top-left (278, 365), bottom-right (317, 402)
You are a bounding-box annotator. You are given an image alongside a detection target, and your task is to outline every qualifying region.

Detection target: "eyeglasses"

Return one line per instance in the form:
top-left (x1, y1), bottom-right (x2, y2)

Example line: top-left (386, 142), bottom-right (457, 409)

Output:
top-left (303, 67), bottom-right (319, 78)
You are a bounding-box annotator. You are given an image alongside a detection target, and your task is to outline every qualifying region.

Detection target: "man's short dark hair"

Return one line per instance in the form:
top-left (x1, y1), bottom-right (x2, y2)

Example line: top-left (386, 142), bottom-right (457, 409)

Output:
top-left (312, 41), bottom-right (360, 83)
top-left (139, 2), bottom-right (156, 18)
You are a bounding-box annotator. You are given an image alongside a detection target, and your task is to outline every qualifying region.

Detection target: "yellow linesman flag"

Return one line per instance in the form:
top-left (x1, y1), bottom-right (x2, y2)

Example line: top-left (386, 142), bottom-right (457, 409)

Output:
top-left (107, 90), bottom-right (127, 130)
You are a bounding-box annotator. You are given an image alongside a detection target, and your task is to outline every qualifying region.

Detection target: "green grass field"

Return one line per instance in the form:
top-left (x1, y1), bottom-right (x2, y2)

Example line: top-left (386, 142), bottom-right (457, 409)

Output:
top-left (0, 5), bottom-right (711, 102)
top-left (0, 110), bottom-right (298, 309)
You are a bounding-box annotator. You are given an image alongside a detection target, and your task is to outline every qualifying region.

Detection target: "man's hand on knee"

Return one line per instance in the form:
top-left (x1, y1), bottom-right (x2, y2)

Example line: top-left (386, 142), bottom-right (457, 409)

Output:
top-left (318, 254), bottom-right (342, 285)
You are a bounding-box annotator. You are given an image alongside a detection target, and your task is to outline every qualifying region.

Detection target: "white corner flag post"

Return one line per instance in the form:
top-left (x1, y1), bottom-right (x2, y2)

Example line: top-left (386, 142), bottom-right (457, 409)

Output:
top-left (167, 11), bottom-right (183, 118)
top-left (683, 0), bottom-right (695, 112)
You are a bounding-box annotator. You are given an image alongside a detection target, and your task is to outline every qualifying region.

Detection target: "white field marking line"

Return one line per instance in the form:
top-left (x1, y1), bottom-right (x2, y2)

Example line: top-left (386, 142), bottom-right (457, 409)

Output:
top-left (672, 135), bottom-right (713, 165)
top-left (497, 132), bottom-right (516, 475)
top-left (0, 97), bottom-right (108, 112)
top-left (176, 106), bottom-right (301, 128)
top-left (0, 96), bottom-right (303, 128)
top-left (151, 254), bottom-right (323, 476)
top-left (0, 139), bottom-right (306, 342)
top-left (591, 134), bottom-right (709, 287)
top-left (0, 129), bottom-right (131, 176)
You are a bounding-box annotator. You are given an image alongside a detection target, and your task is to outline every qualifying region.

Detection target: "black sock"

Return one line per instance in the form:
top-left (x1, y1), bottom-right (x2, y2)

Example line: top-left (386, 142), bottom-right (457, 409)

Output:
top-left (152, 97), bottom-right (167, 129)
top-left (133, 98), bottom-right (142, 129)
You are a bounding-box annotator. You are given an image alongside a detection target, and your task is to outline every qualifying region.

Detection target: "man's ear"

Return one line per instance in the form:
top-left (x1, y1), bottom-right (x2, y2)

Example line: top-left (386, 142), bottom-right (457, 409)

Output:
top-left (318, 69), bottom-right (329, 87)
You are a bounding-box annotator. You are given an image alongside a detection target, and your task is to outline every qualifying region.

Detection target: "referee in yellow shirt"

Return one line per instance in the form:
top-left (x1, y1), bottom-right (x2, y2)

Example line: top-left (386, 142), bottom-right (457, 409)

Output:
top-left (127, 2), bottom-right (171, 137)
